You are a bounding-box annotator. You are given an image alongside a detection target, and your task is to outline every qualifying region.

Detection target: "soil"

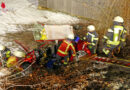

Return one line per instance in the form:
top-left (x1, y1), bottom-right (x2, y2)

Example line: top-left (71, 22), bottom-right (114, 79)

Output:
top-left (0, 23), bottom-right (130, 90)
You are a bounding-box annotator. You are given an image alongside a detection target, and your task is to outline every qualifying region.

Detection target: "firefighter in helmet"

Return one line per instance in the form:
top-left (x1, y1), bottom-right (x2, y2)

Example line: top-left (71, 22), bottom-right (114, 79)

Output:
top-left (56, 34), bottom-right (76, 65)
top-left (102, 16), bottom-right (127, 58)
top-left (84, 25), bottom-right (99, 55)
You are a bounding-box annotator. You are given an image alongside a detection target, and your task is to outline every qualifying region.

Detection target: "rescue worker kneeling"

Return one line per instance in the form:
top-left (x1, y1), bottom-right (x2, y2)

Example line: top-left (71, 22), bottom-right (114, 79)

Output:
top-left (55, 34), bottom-right (76, 66)
top-left (6, 51), bottom-right (25, 71)
top-left (102, 16), bottom-right (127, 58)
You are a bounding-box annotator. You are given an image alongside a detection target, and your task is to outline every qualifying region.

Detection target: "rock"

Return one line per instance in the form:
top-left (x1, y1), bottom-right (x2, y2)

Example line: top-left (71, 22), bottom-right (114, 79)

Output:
top-left (0, 68), bottom-right (11, 77)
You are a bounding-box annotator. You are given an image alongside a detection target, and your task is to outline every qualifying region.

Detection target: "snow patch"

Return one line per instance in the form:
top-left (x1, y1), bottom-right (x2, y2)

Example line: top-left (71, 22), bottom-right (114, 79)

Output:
top-left (0, 68), bottom-right (11, 77)
top-left (0, 0), bottom-right (79, 51)
top-left (0, 0), bottom-right (79, 35)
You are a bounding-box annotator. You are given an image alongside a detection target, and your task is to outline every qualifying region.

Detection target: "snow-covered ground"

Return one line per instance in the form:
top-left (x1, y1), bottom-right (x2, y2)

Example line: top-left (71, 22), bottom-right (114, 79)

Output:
top-left (0, 0), bottom-right (79, 35)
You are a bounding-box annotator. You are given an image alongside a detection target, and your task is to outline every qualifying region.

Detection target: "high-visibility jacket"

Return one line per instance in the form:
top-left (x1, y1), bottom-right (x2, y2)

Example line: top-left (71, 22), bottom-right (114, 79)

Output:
top-left (57, 40), bottom-right (76, 61)
top-left (86, 31), bottom-right (99, 46)
top-left (40, 28), bottom-right (47, 40)
top-left (103, 25), bottom-right (127, 46)
top-left (6, 56), bottom-right (18, 68)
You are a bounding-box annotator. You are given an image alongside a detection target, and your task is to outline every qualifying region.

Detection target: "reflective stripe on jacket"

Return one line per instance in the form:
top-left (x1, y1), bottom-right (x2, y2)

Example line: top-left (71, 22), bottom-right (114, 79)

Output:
top-left (6, 51), bottom-right (11, 58)
top-left (86, 31), bottom-right (98, 46)
top-left (57, 40), bottom-right (76, 57)
top-left (104, 25), bottom-right (126, 46)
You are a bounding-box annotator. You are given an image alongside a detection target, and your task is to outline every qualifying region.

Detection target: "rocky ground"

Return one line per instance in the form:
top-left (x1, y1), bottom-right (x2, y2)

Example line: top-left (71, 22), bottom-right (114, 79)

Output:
top-left (7, 59), bottom-right (130, 90)
top-left (0, 23), bottom-right (129, 90)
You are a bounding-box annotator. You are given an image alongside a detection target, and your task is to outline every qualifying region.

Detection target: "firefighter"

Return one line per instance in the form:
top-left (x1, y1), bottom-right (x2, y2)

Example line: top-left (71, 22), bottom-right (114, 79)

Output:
top-left (102, 16), bottom-right (127, 58)
top-left (40, 26), bottom-right (47, 40)
top-left (56, 34), bottom-right (76, 65)
top-left (0, 45), bottom-right (11, 64)
top-left (6, 51), bottom-right (25, 70)
top-left (84, 25), bottom-right (99, 55)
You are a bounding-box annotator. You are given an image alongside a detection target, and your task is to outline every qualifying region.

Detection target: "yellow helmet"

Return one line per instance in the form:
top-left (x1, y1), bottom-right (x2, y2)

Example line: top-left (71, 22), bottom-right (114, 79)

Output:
top-left (113, 16), bottom-right (124, 23)
top-left (0, 45), bottom-right (5, 51)
top-left (13, 51), bottom-right (25, 58)
top-left (87, 25), bottom-right (95, 32)
top-left (6, 56), bottom-right (17, 68)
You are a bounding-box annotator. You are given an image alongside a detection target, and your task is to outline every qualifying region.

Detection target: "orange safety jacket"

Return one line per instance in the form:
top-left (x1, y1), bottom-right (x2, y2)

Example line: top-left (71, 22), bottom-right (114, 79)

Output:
top-left (57, 40), bottom-right (76, 61)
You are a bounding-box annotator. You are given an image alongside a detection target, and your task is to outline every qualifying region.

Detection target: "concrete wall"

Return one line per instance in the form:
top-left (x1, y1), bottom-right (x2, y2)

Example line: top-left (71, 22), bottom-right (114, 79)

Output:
top-left (37, 0), bottom-right (130, 34)
top-left (38, 0), bottom-right (121, 21)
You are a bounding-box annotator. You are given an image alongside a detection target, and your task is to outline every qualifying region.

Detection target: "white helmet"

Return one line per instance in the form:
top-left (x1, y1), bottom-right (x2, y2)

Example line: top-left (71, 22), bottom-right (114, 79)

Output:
top-left (13, 51), bottom-right (25, 58)
top-left (67, 34), bottom-right (74, 40)
top-left (0, 45), bottom-right (5, 51)
top-left (87, 25), bottom-right (95, 32)
top-left (113, 16), bottom-right (124, 23)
